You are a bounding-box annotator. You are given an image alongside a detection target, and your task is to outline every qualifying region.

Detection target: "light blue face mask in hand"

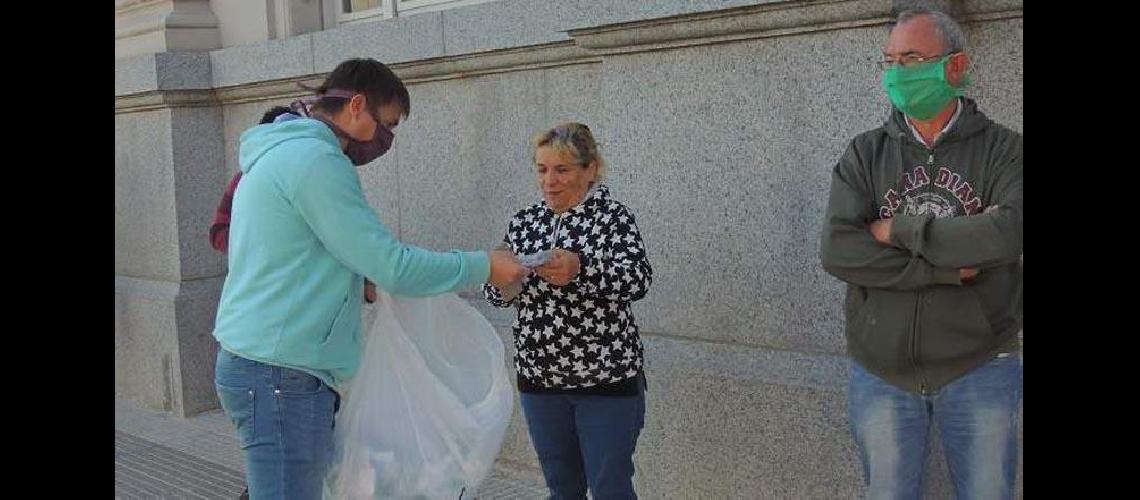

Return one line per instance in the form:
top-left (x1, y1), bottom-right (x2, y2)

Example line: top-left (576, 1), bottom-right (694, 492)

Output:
top-left (496, 250), bottom-right (553, 302)
top-left (517, 250), bottom-right (553, 269)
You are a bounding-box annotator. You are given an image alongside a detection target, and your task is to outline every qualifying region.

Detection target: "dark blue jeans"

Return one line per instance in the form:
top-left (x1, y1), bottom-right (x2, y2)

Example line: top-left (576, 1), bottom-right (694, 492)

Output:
top-left (215, 350), bottom-right (339, 500)
top-left (520, 385), bottom-right (646, 500)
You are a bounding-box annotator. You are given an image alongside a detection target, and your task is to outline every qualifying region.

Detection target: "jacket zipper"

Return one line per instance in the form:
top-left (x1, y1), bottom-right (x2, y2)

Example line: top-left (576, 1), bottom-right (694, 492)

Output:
top-left (912, 150), bottom-right (936, 395)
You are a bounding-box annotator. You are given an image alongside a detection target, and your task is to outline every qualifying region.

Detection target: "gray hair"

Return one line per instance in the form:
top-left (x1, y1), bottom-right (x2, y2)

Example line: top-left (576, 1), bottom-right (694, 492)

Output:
top-left (896, 9), bottom-right (966, 53)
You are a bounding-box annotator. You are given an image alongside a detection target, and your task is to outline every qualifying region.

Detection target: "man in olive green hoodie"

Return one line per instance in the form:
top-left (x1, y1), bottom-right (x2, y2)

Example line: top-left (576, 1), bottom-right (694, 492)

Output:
top-left (820, 10), bottom-right (1022, 499)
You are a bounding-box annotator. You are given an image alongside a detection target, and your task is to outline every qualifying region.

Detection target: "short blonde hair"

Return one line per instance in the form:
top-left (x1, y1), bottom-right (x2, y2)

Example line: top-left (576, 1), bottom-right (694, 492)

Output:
top-left (531, 122), bottom-right (606, 181)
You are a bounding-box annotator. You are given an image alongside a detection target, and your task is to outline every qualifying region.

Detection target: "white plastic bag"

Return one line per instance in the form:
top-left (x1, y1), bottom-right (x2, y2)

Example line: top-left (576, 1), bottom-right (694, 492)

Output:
top-left (325, 291), bottom-right (514, 499)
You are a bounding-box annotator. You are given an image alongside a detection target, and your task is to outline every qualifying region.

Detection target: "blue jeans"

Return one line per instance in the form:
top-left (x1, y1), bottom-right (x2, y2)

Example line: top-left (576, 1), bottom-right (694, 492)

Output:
top-left (848, 355), bottom-right (1022, 500)
top-left (519, 387), bottom-right (646, 500)
top-left (215, 350), bottom-right (339, 500)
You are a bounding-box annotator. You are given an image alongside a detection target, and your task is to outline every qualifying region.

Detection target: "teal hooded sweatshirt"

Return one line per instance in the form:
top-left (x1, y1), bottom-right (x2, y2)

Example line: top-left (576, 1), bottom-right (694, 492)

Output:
top-left (212, 118), bottom-right (489, 389)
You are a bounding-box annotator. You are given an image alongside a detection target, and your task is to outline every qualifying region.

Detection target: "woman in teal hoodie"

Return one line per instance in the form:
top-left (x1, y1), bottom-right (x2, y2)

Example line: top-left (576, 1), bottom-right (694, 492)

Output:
top-left (212, 58), bottom-right (527, 499)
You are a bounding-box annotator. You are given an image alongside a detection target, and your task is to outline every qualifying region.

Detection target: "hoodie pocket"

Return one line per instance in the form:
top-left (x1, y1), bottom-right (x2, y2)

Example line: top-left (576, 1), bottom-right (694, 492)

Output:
top-left (920, 287), bottom-right (994, 362)
top-left (845, 286), bottom-right (879, 351)
top-left (844, 284), bottom-right (869, 327)
top-left (846, 289), bottom-right (916, 374)
top-left (970, 265), bottom-right (1020, 336)
top-left (316, 291), bottom-right (362, 369)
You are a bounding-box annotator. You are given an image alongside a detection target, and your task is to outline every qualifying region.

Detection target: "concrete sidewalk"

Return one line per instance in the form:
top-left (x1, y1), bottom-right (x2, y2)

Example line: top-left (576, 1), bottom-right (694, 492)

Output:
top-left (115, 400), bottom-right (547, 499)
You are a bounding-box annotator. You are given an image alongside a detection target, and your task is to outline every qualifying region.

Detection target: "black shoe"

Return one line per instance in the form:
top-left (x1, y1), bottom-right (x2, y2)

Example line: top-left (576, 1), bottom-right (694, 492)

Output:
top-left (238, 487), bottom-right (249, 500)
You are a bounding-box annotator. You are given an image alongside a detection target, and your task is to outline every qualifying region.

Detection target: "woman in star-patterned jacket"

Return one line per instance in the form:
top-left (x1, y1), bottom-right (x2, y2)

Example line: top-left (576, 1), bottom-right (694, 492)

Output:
top-left (484, 122), bottom-right (653, 499)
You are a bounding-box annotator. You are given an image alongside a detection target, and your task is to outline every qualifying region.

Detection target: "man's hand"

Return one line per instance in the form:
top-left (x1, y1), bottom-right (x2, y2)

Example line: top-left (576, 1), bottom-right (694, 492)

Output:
top-left (870, 218), bottom-right (893, 245)
top-left (488, 250), bottom-right (528, 289)
top-left (534, 249), bottom-right (581, 286)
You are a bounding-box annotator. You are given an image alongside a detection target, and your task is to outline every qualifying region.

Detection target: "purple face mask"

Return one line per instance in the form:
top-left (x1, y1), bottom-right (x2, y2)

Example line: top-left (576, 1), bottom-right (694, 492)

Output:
top-left (290, 89), bottom-right (395, 166)
top-left (331, 117), bottom-right (393, 166)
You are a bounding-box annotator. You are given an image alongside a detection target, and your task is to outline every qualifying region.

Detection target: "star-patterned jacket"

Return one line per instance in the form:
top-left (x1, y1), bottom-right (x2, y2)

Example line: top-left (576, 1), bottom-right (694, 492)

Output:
top-left (483, 184), bottom-right (653, 390)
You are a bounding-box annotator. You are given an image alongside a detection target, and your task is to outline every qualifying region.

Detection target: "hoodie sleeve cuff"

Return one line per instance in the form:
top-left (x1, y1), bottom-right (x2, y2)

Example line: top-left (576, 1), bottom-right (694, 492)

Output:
top-left (460, 251), bottom-right (491, 288)
top-left (932, 267), bottom-right (961, 285)
top-left (889, 213), bottom-right (930, 251)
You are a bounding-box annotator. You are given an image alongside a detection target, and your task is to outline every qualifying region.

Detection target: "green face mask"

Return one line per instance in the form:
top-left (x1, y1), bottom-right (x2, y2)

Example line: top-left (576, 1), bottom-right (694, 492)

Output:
top-left (881, 55), bottom-right (966, 121)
